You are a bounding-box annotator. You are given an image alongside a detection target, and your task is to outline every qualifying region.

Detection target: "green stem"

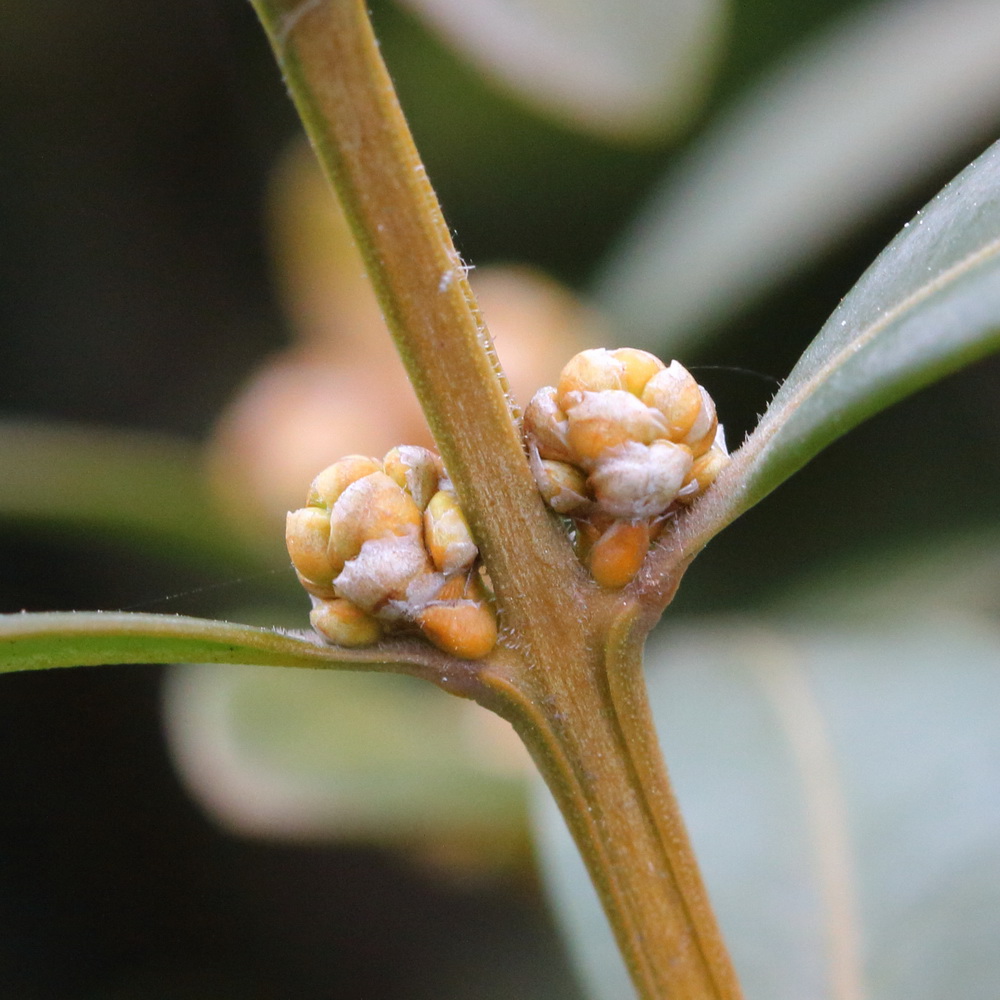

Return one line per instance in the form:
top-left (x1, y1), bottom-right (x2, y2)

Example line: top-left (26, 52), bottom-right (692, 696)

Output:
top-left (0, 611), bottom-right (449, 678)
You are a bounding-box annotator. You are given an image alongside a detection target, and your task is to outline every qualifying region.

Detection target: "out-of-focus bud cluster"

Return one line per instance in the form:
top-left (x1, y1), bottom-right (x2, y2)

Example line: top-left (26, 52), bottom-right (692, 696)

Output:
top-left (525, 348), bottom-right (729, 588)
top-left (286, 446), bottom-right (497, 660)
top-left (208, 139), bottom-right (599, 536)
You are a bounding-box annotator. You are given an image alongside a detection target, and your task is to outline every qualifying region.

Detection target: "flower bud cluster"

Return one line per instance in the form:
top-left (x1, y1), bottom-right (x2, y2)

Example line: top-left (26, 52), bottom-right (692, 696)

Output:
top-left (524, 348), bottom-right (729, 588)
top-left (286, 446), bottom-right (497, 659)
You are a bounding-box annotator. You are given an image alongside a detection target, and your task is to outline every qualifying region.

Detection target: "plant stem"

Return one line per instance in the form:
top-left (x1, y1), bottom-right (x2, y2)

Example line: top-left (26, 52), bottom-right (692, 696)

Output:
top-left (480, 603), bottom-right (743, 999)
top-left (249, 0), bottom-right (578, 617)
top-left (249, 2), bottom-right (742, 996)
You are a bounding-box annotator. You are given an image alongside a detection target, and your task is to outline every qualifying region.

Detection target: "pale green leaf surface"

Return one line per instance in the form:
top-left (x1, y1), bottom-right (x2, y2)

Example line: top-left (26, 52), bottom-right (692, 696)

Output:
top-left (1, 609), bottom-right (525, 847)
top-left (598, 0), bottom-right (1000, 348)
top-left (397, 0), bottom-right (725, 140)
top-left (537, 616), bottom-right (1000, 1000)
top-left (682, 138), bottom-right (1000, 545)
top-left (0, 420), bottom-right (278, 568)
top-left (775, 530), bottom-right (1000, 623)
top-left (163, 664), bottom-right (527, 841)
top-left (0, 611), bottom-right (434, 675)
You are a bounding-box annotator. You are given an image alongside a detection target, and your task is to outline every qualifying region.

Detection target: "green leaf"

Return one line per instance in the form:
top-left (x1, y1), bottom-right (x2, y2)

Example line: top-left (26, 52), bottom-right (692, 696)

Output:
top-left (681, 138), bottom-right (1000, 549)
top-left (397, 0), bottom-right (725, 140)
top-left (537, 615), bottom-right (1000, 1000)
top-left (774, 529), bottom-right (1000, 623)
top-left (0, 420), bottom-right (277, 569)
top-left (0, 611), bottom-right (437, 676)
top-left (597, 0), bottom-right (1000, 349)
top-left (163, 664), bottom-right (527, 844)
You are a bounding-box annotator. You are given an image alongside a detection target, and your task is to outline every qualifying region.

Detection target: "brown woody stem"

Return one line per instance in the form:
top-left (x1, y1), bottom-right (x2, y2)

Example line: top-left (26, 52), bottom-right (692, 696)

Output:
top-left (249, 2), bottom-right (743, 997)
top-left (478, 596), bottom-right (743, 1000)
top-left (248, 0), bottom-right (577, 618)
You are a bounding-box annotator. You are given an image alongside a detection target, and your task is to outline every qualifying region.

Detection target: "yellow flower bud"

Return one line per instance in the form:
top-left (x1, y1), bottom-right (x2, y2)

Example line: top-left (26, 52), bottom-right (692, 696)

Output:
top-left (291, 447), bottom-right (496, 658)
top-left (522, 349), bottom-right (727, 589)
top-left (678, 442), bottom-right (730, 502)
top-left (640, 361), bottom-right (704, 440)
top-left (523, 386), bottom-right (572, 463)
top-left (610, 347), bottom-right (665, 396)
top-left (307, 455), bottom-right (382, 509)
top-left (565, 390), bottom-right (667, 467)
top-left (588, 440), bottom-right (693, 519)
top-left (285, 506), bottom-right (335, 590)
top-left (533, 458), bottom-right (589, 514)
top-left (588, 519), bottom-right (651, 589)
top-left (424, 490), bottom-right (478, 574)
top-left (681, 387), bottom-right (718, 458)
top-left (556, 348), bottom-right (627, 402)
top-left (326, 471), bottom-right (423, 575)
top-left (309, 597), bottom-right (382, 647)
top-left (416, 576), bottom-right (498, 660)
top-left (382, 445), bottom-right (443, 511)
top-left (294, 570), bottom-right (337, 600)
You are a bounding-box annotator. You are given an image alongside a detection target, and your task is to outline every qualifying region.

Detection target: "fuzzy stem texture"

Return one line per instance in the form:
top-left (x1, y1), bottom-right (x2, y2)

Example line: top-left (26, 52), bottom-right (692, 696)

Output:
top-left (249, 2), bottom-right (743, 996)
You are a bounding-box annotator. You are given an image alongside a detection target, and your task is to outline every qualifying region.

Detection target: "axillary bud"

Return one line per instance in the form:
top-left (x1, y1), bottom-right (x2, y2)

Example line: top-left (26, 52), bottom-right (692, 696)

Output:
top-left (524, 348), bottom-right (729, 588)
top-left (286, 447), bottom-right (497, 658)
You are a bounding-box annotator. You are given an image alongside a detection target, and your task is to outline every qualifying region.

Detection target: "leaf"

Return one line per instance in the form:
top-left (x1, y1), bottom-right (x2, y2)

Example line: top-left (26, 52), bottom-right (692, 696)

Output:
top-left (680, 137), bottom-right (1000, 550)
top-left (774, 529), bottom-right (1000, 623)
top-left (397, 0), bottom-right (726, 140)
top-left (0, 420), bottom-right (276, 569)
top-left (163, 663), bottom-right (527, 846)
top-left (536, 615), bottom-right (1000, 1000)
top-left (0, 611), bottom-right (440, 676)
top-left (597, 0), bottom-right (1000, 348)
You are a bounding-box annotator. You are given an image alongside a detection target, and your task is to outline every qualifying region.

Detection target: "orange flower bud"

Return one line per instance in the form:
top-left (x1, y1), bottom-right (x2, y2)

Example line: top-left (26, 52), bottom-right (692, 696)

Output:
top-left (523, 386), bottom-right (572, 463)
top-left (565, 391), bottom-right (666, 467)
top-left (610, 347), bottom-right (665, 396)
top-left (681, 387), bottom-right (718, 458)
top-left (285, 506), bottom-right (335, 590)
top-left (640, 361), bottom-right (704, 440)
top-left (588, 520), bottom-right (651, 589)
top-left (289, 447), bottom-right (497, 658)
top-left (326, 471), bottom-right (423, 575)
top-left (307, 455), bottom-right (382, 509)
top-left (532, 458), bottom-right (590, 514)
top-left (556, 348), bottom-right (627, 402)
top-left (678, 442), bottom-right (730, 502)
top-left (416, 576), bottom-right (497, 660)
top-left (382, 445), bottom-right (443, 510)
top-left (309, 597), bottom-right (382, 647)
top-left (424, 490), bottom-right (478, 574)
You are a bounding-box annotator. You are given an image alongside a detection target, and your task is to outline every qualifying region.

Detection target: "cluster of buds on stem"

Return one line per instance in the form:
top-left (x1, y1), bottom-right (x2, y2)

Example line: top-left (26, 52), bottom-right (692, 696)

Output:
top-left (286, 446), bottom-right (497, 659)
top-left (524, 348), bottom-right (729, 588)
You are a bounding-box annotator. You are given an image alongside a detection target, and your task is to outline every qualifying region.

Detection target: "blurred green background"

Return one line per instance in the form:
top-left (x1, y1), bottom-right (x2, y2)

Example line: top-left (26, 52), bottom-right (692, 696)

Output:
top-left (2, 0), bottom-right (1000, 996)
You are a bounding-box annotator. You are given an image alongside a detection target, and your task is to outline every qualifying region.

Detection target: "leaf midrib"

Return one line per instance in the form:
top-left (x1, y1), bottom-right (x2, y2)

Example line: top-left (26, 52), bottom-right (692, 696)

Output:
top-left (749, 232), bottom-right (1000, 456)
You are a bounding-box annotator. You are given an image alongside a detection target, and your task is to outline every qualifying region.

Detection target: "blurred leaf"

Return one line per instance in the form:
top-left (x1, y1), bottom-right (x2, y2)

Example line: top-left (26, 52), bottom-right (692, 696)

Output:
top-left (0, 420), bottom-right (277, 569)
top-left (0, 610), bottom-right (436, 675)
top-left (598, 0), bottom-right (1000, 348)
top-left (683, 137), bottom-right (1000, 545)
top-left (774, 530), bottom-right (1000, 623)
top-left (537, 616), bottom-right (1000, 999)
top-left (397, 0), bottom-right (726, 141)
top-left (163, 663), bottom-right (527, 847)
top-left (0, 612), bottom-right (519, 856)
